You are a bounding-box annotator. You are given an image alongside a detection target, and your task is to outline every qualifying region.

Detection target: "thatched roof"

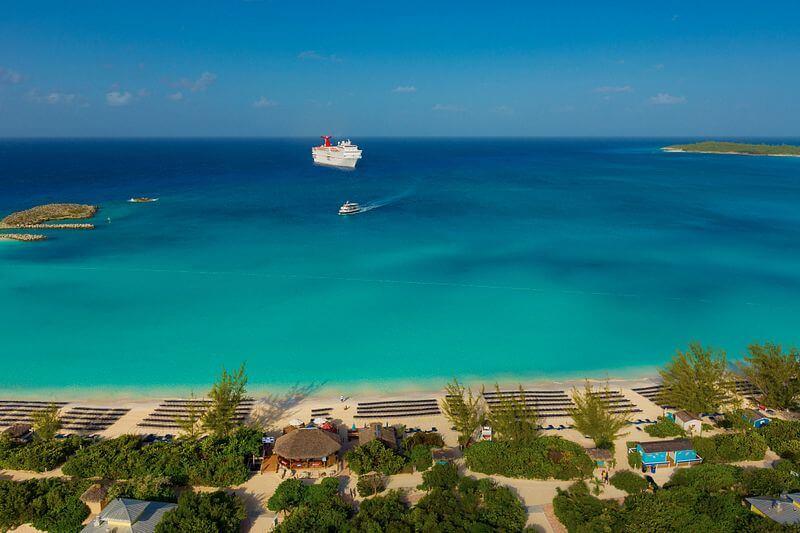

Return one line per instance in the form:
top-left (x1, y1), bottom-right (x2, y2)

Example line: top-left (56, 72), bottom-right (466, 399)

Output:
top-left (2, 423), bottom-right (31, 439)
top-left (274, 427), bottom-right (341, 459)
top-left (80, 482), bottom-right (110, 504)
top-left (586, 448), bottom-right (613, 461)
top-left (358, 423), bottom-right (398, 450)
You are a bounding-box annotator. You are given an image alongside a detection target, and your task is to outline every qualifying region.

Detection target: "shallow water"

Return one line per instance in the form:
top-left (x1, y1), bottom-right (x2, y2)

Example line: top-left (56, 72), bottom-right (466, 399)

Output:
top-left (1, 138), bottom-right (799, 392)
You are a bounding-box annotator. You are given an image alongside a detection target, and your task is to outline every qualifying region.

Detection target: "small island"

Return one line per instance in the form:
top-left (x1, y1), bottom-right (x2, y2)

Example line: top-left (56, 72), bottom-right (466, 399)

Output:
top-left (663, 141), bottom-right (800, 157)
top-left (0, 203), bottom-right (98, 230)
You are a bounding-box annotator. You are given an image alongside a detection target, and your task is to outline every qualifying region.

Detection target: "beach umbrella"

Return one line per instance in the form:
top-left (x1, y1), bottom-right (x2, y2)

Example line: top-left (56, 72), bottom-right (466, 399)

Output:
top-left (312, 417), bottom-right (328, 425)
top-left (289, 418), bottom-right (304, 427)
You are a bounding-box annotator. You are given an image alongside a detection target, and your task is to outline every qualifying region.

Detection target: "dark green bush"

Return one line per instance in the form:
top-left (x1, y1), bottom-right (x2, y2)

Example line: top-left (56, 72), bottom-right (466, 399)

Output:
top-left (156, 490), bottom-right (246, 533)
top-left (643, 418), bottom-right (686, 438)
top-left (610, 470), bottom-right (649, 494)
top-left (0, 478), bottom-right (90, 533)
top-left (403, 432), bottom-right (445, 452)
top-left (692, 431), bottom-right (767, 463)
top-left (345, 440), bottom-right (407, 476)
top-left (356, 473), bottom-right (386, 497)
top-left (759, 419), bottom-right (800, 457)
top-left (419, 463), bottom-right (459, 490)
top-left (0, 435), bottom-right (85, 472)
top-left (464, 437), bottom-right (594, 480)
top-left (408, 444), bottom-right (432, 472)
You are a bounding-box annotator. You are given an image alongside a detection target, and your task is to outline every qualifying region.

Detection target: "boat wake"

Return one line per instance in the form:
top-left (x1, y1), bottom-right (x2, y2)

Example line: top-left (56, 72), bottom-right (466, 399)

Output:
top-left (357, 187), bottom-right (414, 213)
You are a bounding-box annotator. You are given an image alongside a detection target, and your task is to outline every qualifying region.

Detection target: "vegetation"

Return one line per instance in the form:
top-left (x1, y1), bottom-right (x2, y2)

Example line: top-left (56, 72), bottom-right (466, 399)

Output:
top-left (62, 427), bottom-right (262, 486)
top-left (692, 431), bottom-right (767, 463)
top-left (0, 203), bottom-right (97, 227)
top-left (441, 378), bottom-right (484, 445)
top-left (31, 404), bottom-right (62, 441)
top-left (356, 473), bottom-right (386, 497)
top-left (156, 490), bottom-right (246, 533)
top-left (664, 141), bottom-right (800, 156)
top-left (350, 490), bottom-right (409, 532)
top-left (738, 342), bottom-right (800, 410)
top-left (464, 437), bottom-right (594, 480)
top-left (609, 470), bottom-right (649, 494)
top-left (346, 440), bottom-right (407, 476)
top-left (0, 478), bottom-right (90, 533)
top-left (485, 384), bottom-right (539, 443)
top-left (107, 474), bottom-right (176, 502)
top-left (403, 431), bottom-right (444, 451)
top-left (269, 477), bottom-right (352, 532)
top-left (408, 444), bottom-right (433, 472)
top-left (659, 342), bottom-right (733, 414)
top-left (0, 435), bottom-right (85, 472)
top-left (203, 363), bottom-right (248, 438)
top-left (418, 462), bottom-right (460, 490)
top-left (626, 441), bottom-right (642, 469)
top-left (553, 461), bottom-right (800, 533)
top-left (758, 419), bottom-right (800, 458)
top-left (177, 391), bottom-right (205, 439)
top-left (643, 417), bottom-right (686, 438)
top-left (569, 381), bottom-right (630, 448)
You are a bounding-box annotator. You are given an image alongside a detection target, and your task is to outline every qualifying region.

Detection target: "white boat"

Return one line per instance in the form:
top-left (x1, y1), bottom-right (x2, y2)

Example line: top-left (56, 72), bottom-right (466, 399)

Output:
top-left (128, 197), bottom-right (159, 203)
top-left (312, 136), bottom-right (362, 169)
top-left (338, 201), bottom-right (361, 215)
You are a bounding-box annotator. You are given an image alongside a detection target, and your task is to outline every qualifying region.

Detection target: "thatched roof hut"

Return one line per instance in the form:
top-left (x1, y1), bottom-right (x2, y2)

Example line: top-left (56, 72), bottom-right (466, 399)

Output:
top-left (2, 423), bottom-right (32, 440)
top-left (358, 423), bottom-right (398, 450)
top-left (274, 427), bottom-right (341, 460)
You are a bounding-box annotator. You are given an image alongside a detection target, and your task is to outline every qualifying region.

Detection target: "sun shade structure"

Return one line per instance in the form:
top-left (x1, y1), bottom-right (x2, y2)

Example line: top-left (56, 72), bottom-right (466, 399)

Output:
top-left (274, 427), bottom-right (341, 469)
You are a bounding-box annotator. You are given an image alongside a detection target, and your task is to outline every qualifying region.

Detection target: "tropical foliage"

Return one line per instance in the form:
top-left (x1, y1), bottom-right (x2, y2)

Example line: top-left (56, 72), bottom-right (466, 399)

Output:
top-left (691, 431), bottom-right (768, 463)
top-left (464, 437), bottom-right (594, 480)
top-left (441, 379), bottom-right (484, 445)
top-left (643, 417), bottom-right (686, 438)
top-left (156, 490), bottom-right (246, 533)
top-left (569, 381), bottom-right (630, 448)
top-left (665, 141), bottom-right (800, 156)
top-left (485, 384), bottom-right (538, 443)
top-left (758, 419), bottom-right (800, 459)
top-left (31, 404), bottom-right (62, 441)
top-left (738, 342), bottom-right (800, 410)
top-left (356, 473), bottom-right (386, 497)
top-left (107, 474), bottom-right (176, 502)
top-left (659, 342), bottom-right (733, 414)
top-left (0, 435), bottom-right (85, 472)
top-left (0, 478), bottom-right (90, 533)
top-left (609, 470), bottom-right (649, 494)
top-left (203, 363), bottom-right (248, 437)
top-left (62, 427), bottom-right (262, 486)
top-left (269, 477), bottom-right (352, 532)
top-left (345, 440), bottom-right (407, 476)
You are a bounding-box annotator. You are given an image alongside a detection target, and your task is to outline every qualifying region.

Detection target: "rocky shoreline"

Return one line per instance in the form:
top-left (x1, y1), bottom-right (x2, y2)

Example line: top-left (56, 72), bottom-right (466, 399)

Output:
top-left (0, 233), bottom-right (48, 242)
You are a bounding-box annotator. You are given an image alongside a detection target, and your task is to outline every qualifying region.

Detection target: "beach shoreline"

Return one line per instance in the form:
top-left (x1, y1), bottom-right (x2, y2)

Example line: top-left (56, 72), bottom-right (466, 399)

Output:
top-left (661, 147), bottom-right (800, 158)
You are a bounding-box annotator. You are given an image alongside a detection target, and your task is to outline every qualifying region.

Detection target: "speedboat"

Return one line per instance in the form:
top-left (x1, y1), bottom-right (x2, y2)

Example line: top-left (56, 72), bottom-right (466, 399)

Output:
top-left (128, 197), bottom-right (159, 203)
top-left (338, 201), bottom-right (361, 215)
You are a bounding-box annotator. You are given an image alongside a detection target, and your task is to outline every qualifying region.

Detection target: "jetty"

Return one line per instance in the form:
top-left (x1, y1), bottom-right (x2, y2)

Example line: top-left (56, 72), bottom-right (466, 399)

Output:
top-left (0, 233), bottom-right (48, 242)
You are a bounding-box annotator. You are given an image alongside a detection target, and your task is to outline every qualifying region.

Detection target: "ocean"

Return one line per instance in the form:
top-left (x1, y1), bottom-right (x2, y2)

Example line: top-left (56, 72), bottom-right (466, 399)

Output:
top-left (1, 138), bottom-right (799, 394)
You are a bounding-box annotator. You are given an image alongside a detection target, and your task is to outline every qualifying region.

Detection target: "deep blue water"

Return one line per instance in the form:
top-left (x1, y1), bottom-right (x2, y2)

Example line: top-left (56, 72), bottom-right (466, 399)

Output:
top-left (1, 138), bottom-right (799, 393)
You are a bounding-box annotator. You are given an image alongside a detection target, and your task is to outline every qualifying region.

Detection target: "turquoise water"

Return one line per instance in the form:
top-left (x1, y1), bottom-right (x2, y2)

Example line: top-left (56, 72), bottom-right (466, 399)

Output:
top-left (1, 139), bottom-right (799, 393)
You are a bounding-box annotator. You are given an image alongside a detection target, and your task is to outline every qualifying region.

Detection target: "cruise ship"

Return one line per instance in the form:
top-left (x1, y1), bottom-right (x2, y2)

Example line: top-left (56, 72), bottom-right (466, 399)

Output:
top-left (338, 201), bottom-right (361, 215)
top-left (312, 136), bottom-right (362, 169)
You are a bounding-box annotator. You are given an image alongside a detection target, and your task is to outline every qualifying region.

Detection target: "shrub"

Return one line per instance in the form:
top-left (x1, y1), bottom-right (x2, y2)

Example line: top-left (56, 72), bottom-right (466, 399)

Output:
top-left (0, 478), bottom-right (90, 533)
top-left (107, 475), bottom-right (176, 502)
top-left (0, 435), bottom-right (85, 472)
top-left (156, 490), bottom-right (246, 533)
top-left (273, 478), bottom-right (352, 532)
top-left (643, 418), bottom-right (685, 438)
top-left (403, 431), bottom-right (445, 451)
top-left (345, 440), bottom-right (407, 476)
top-left (610, 470), bottom-right (649, 494)
top-left (408, 444), bottom-right (432, 472)
top-left (626, 442), bottom-right (642, 469)
top-left (553, 482), bottom-right (622, 532)
top-left (666, 463), bottom-right (742, 493)
top-left (692, 432), bottom-right (767, 463)
top-left (351, 490), bottom-right (410, 531)
top-left (62, 427), bottom-right (262, 487)
top-left (419, 463), bottom-right (459, 490)
top-left (759, 419), bottom-right (800, 457)
top-left (464, 437), bottom-right (594, 480)
top-left (356, 473), bottom-right (386, 497)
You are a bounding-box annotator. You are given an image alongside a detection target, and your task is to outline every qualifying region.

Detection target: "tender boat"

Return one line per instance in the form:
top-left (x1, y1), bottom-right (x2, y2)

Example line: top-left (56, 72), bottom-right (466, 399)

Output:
top-left (338, 201), bottom-right (361, 215)
top-left (128, 197), bottom-right (159, 203)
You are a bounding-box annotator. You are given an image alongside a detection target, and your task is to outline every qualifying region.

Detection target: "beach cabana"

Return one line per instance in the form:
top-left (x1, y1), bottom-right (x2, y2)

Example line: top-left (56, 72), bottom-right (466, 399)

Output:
top-left (79, 482), bottom-right (111, 515)
top-left (743, 409), bottom-right (770, 428)
top-left (633, 439), bottom-right (702, 472)
top-left (273, 427), bottom-right (341, 470)
top-left (2, 423), bottom-right (32, 442)
top-left (358, 423), bottom-right (398, 450)
top-left (586, 448), bottom-right (614, 468)
top-left (671, 410), bottom-right (702, 434)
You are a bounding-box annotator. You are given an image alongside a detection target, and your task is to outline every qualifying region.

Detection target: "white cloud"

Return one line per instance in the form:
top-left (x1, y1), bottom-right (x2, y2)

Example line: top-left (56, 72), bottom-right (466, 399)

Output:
top-left (297, 50), bottom-right (342, 62)
top-left (252, 96), bottom-right (277, 108)
top-left (0, 67), bottom-right (23, 85)
top-left (650, 93), bottom-right (686, 105)
top-left (173, 71), bottom-right (217, 92)
top-left (167, 91), bottom-right (184, 101)
top-left (26, 90), bottom-right (78, 105)
top-left (392, 85), bottom-right (417, 93)
top-left (106, 91), bottom-right (132, 106)
top-left (432, 103), bottom-right (463, 112)
top-left (594, 85), bottom-right (633, 94)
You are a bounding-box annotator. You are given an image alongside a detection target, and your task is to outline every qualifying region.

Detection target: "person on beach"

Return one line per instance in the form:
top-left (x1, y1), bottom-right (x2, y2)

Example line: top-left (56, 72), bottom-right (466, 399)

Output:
top-left (340, 395), bottom-right (345, 402)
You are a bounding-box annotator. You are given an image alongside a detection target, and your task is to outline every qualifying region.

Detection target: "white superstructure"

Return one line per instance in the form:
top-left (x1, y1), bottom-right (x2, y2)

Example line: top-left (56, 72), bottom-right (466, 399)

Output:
top-left (312, 136), bottom-right (362, 169)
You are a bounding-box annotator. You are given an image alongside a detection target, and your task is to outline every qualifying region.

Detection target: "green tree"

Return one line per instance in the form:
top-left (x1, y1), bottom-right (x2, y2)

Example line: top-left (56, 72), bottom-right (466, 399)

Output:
top-left (418, 463), bottom-right (459, 491)
top-left (267, 479), bottom-right (306, 513)
top-left (569, 381), bottom-right (631, 448)
top-left (31, 404), bottom-right (61, 441)
top-left (485, 384), bottom-right (538, 443)
top-left (156, 491), bottom-right (246, 533)
top-left (177, 391), bottom-right (204, 439)
top-left (440, 378), bottom-right (483, 446)
top-left (659, 342), bottom-right (732, 414)
top-left (203, 363), bottom-right (248, 437)
top-left (345, 440), bottom-right (406, 476)
top-left (351, 490), bottom-right (411, 532)
top-left (738, 342), bottom-right (800, 409)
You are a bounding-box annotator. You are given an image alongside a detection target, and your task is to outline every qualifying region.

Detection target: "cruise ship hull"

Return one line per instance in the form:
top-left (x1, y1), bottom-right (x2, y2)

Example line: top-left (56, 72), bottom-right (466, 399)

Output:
top-left (312, 154), bottom-right (359, 169)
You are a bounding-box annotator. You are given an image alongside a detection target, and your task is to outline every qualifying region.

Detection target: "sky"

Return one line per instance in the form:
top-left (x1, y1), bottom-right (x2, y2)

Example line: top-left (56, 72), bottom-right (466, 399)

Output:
top-left (1, 1), bottom-right (799, 137)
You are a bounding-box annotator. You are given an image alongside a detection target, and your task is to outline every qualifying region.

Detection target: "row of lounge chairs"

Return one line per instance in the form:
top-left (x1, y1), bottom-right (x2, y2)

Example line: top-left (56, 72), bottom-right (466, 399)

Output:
top-left (355, 399), bottom-right (441, 419)
top-left (138, 398), bottom-right (255, 430)
top-left (60, 407), bottom-right (131, 432)
top-left (0, 400), bottom-right (70, 426)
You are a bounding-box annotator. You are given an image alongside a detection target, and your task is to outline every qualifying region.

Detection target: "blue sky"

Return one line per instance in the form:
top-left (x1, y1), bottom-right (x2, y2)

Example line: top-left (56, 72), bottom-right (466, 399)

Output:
top-left (1, 1), bottom-right (799, 137)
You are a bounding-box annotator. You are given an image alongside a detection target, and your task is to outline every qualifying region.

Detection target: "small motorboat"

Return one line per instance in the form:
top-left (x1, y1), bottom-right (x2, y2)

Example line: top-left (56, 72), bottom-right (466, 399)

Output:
top-left (338, 201), bottom-right (361, 215)
top-left (128, 197), bottom-right (159, 203)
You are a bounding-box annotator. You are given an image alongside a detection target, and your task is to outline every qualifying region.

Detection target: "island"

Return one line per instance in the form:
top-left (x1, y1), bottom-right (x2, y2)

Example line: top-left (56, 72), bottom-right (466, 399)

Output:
top-left (662, 141), bottom-right (800, 157)
top-left (0, 233), bottom-right (48, 242)
top-left (0, 203), bottom-right (98, 230)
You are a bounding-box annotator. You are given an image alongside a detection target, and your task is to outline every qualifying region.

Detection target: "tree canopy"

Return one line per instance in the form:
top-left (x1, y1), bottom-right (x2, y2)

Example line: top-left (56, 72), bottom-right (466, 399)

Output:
top-left (485, 384), bottom-right (538, 443)
top-left (659, 342), bottom-right (733, 414)
top-left (203, 363), bottom-right (248, 437)
top-left (569, 381), bottom-right (630, 448)
top-left (738, 342), bottom-right (800, 410)
top-left (441, 378), bottom-right (484, 446)
top-left (156, 490), bottom-right (246, 533)
top-left (31, 404), bottom-right (61, 441)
